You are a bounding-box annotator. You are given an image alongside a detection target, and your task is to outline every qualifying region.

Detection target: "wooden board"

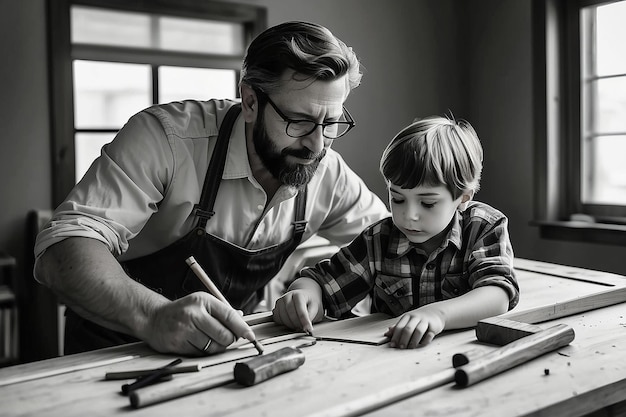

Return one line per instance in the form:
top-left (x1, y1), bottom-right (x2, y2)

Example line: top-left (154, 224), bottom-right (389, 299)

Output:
top-left (241, 259), bottom-right (626, 347)
top-left (2, 259), bottom-right (626, 417)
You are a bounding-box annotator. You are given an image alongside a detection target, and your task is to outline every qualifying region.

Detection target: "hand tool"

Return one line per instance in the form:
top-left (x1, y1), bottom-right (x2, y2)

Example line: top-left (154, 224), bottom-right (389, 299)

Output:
top-left (233, 346), bottom-right (305, 386)
top-left (120, 358), bottom-right (182, 394)
top-left (105, 364), bottom-right (202, 380)
top-left (185, 256), bottom-right (264, 355)
top-left (129, 345), bottom-right (307, 409)
top-left (309, 319), bottom-right (576, 417)
top-left (454, 322), bottom-right (575, 387)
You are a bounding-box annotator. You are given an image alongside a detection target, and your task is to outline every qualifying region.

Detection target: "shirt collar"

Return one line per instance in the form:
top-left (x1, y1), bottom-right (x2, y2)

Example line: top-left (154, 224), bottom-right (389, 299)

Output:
top-left (221, 113), bottom-right (298, 200)
top-left (387, 210), bottom-right (464, 258)
top-left (222, 113), bottom-right (251, 180)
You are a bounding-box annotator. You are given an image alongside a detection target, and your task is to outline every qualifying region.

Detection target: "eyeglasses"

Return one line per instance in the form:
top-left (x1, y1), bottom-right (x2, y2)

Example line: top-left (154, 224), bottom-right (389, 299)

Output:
top-left (256, 90), bottom-right (356, 139)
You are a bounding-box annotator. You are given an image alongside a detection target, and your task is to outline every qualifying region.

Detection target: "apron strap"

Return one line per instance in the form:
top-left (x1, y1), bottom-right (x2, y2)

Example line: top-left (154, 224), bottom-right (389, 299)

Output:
top-left (194, 101), bottom-right (308, 242)
top-left (194, 102), bottom-right (242, 229)
top-left (292, 187), bottom-right (307, 244)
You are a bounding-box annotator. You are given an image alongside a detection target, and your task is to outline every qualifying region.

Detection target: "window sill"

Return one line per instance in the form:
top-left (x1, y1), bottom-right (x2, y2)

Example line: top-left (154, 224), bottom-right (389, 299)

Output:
top-left (532, 220), bottom-right (626, 246)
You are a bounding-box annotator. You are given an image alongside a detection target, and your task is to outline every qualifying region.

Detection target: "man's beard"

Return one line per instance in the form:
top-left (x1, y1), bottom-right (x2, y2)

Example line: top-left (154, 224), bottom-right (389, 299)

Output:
top-left (253, 114), bottom-right (327, 189)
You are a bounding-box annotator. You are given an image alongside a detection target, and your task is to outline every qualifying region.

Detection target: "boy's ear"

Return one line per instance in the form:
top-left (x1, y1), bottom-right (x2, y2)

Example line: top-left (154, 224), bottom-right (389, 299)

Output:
top-left (458, 190), bottom-right (475, 211)
top-left (240, 84), bottom-right (259, 123)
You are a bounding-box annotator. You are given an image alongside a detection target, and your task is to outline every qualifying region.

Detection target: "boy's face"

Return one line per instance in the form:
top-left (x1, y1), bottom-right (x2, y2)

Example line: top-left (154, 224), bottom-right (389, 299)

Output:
top-left (388, 183), bottom-right (469, 244)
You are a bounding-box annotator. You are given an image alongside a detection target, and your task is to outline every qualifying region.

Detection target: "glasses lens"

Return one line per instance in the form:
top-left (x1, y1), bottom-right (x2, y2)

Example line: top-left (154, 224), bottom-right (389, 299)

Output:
top-left (284, 111), bottom-right (354, 139)
top-left (323, 123), bottom-right (351, 139)
top-left (286, 121), bottom-right (317, 137)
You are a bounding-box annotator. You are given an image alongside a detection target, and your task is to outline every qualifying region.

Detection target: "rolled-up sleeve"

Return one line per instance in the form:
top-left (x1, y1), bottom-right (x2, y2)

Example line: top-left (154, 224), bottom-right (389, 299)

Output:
top-left (34, 111), bottom-right (174, 273)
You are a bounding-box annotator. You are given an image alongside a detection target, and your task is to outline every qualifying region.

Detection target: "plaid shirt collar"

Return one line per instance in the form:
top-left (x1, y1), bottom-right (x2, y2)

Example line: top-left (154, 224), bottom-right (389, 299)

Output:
top-left (386, 210), bottom-right (464, 259)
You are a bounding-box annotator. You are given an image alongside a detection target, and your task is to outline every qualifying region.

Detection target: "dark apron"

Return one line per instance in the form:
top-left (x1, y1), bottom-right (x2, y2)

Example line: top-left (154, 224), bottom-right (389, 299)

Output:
top-left (64, 103), bottom-right (308, 354)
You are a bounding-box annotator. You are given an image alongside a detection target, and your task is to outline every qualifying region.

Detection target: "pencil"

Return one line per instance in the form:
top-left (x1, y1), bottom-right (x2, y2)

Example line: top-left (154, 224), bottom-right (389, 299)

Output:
top-left (185, 256), bottom-right (264, 355)
top-left (185, 256), bottom-right (232, 308)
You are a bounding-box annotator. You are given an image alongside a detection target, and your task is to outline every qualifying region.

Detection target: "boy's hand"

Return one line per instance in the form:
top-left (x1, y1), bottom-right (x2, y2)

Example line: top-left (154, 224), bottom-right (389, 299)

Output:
top-left (384, 306), bottom-right (446, 349)
top-left (272, 278), bottom-right (324, 334)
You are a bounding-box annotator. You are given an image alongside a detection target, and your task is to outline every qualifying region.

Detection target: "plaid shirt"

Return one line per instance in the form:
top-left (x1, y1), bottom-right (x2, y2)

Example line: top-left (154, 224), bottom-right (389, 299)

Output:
top-left (300, 201), bottom-right (519, 318)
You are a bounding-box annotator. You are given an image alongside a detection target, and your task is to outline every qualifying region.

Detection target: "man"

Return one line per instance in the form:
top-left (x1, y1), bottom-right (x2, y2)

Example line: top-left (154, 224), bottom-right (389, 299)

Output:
top-left (34, 21), bottom-right (389, 356)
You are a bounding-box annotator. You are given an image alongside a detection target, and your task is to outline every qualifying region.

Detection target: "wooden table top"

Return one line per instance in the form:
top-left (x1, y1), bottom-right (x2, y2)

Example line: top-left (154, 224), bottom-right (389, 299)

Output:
top-left (2, 258), bottom-right (626, 417)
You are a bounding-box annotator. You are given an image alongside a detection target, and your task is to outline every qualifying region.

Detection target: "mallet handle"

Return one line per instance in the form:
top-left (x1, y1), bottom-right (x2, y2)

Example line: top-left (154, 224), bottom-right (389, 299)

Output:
top-left (455, 323), bottom-right (575, 387)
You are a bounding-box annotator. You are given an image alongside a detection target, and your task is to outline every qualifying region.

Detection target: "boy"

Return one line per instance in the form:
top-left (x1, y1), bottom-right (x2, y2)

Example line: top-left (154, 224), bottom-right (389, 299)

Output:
top-left (272, 116), bottom-right (519, 349)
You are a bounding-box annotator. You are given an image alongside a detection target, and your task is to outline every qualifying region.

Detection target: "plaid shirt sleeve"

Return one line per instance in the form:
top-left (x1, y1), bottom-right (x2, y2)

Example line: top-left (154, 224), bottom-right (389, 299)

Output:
top-left (299, 220), bottom-right (388, 318)
top-left (462, 204), bottom-right (519, 310)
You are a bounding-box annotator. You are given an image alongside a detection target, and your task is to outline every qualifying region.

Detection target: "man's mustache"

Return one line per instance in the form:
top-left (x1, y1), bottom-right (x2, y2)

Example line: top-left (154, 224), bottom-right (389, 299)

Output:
top-left (282, 148), bottom-right (326, 161)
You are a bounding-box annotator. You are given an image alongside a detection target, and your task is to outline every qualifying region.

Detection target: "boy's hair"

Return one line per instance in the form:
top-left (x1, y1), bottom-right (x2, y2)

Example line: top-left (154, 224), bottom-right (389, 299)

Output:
top-left (379, 115), bottom-right (483, 199)
top-left (240, 21), bottom-right (362, 94)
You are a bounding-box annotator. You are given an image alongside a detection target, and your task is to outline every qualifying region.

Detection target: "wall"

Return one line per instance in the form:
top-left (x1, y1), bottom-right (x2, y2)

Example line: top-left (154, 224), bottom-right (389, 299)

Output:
top-left (0, 0), bottom-right (624, 339)
top-left (0, 1), bottom-right (51, 290)
top-left (462, 0), bottom-right (626, 275)
top-left (237, 0), bottom-right (467, 198)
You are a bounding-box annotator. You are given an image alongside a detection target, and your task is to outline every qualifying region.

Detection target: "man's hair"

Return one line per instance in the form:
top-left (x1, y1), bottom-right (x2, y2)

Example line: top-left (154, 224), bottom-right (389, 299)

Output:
top-left (240, 21), bottom-right (362, 94)
top-left (379, 115), bottom-right (483, 199)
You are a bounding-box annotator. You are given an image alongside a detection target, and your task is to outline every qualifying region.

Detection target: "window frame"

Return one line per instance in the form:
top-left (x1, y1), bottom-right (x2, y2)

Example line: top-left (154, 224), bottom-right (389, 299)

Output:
top-left (47, 0), bottom-right (266, 207)
top-left (532, 0), bottom-right (626, 245)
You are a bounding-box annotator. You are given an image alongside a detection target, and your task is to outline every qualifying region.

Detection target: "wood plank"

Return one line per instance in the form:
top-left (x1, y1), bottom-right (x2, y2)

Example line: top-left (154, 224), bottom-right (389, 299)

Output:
top-left (2, 260), bottom-right (625, 417)
top-left (312, 313), bottom-right (393, 345)
top-left (501, 285), bottom-right (626, 324)
top-left (306, 369), bottom-right (457, 417)
top-left (514, 258), bottom-right (626, 286)
top-left (365, 306), bottom-right (626, 417)
top-left (246, 263), bottom-right (626, 346)
top-left (1, 303), bottom-right (624, 417)
top-left (0, 343), bottom-right (152, 387)
top-left (241, 313), bottom-right (395, 346)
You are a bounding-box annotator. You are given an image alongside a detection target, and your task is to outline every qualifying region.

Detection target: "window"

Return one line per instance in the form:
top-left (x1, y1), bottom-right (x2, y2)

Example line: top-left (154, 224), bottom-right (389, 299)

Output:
top-left (533, 0), bottom-right (626, 245)
top-left (48, 0), bottom-right (266, 205)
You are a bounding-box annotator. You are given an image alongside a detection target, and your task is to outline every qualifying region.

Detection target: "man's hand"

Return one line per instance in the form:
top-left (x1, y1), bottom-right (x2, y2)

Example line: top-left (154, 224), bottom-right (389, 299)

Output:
top-left (272, 278), bottom-right (324, 334)
top-left (143, 292), bottom-right (252, 355)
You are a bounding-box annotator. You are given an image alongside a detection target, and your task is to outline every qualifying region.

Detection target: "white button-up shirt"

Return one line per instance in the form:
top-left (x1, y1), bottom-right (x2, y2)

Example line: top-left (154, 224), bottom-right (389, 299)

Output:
top-left (34, 99), bottom-right (389, 273)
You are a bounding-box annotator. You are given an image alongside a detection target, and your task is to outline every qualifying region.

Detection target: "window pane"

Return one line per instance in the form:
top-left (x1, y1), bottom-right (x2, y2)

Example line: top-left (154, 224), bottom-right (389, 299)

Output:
top-left (75, 133), bottom-right (116, 182)
top-left (73, 60), bottom-right (151, 128)
top-left (596, 2), bottom-right (626, 76)
top-left (582, 135), bottom-right (626, 205)
top-left (158, 66), bottom-right (237, 103)
top-left (71, 6), bottom-right (244, 55)
top-left (160, 17), bottom-right (244, 55)
top-left (72, 6), bottom-right (152, 48)
top-left (591, 77), bottom-right (626, 133)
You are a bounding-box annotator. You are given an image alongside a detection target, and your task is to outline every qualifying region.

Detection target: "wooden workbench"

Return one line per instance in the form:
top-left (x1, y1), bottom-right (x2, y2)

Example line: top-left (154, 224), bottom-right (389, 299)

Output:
top-left (2, 258), bottom-right (626, 417)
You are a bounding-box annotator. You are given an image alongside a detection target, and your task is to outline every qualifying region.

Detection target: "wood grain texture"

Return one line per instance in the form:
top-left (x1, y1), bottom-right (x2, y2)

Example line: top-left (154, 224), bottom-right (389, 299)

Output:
top-left (307, 369), bottom-right (457, 417)
top-left (2, 260), bottom-right (626, 417)
top-left (501, 285), bottom-right (626, 324)
top-left (455, 323), bottom-right (575, 387)
top-left (0, 343), bottom-right (151, 387)
top-left (451, 347), bottom-right (489, 367)
top-left (130, 369), bottom-right (233, 409)
top-left (233, 346), bottom-right (305, 386)
top-left (312, 313), bottom-right (393, 345)
top-left (243, 311), bottom-right (274, 326)
top-left (476, 317), bottom-right (543, 345)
